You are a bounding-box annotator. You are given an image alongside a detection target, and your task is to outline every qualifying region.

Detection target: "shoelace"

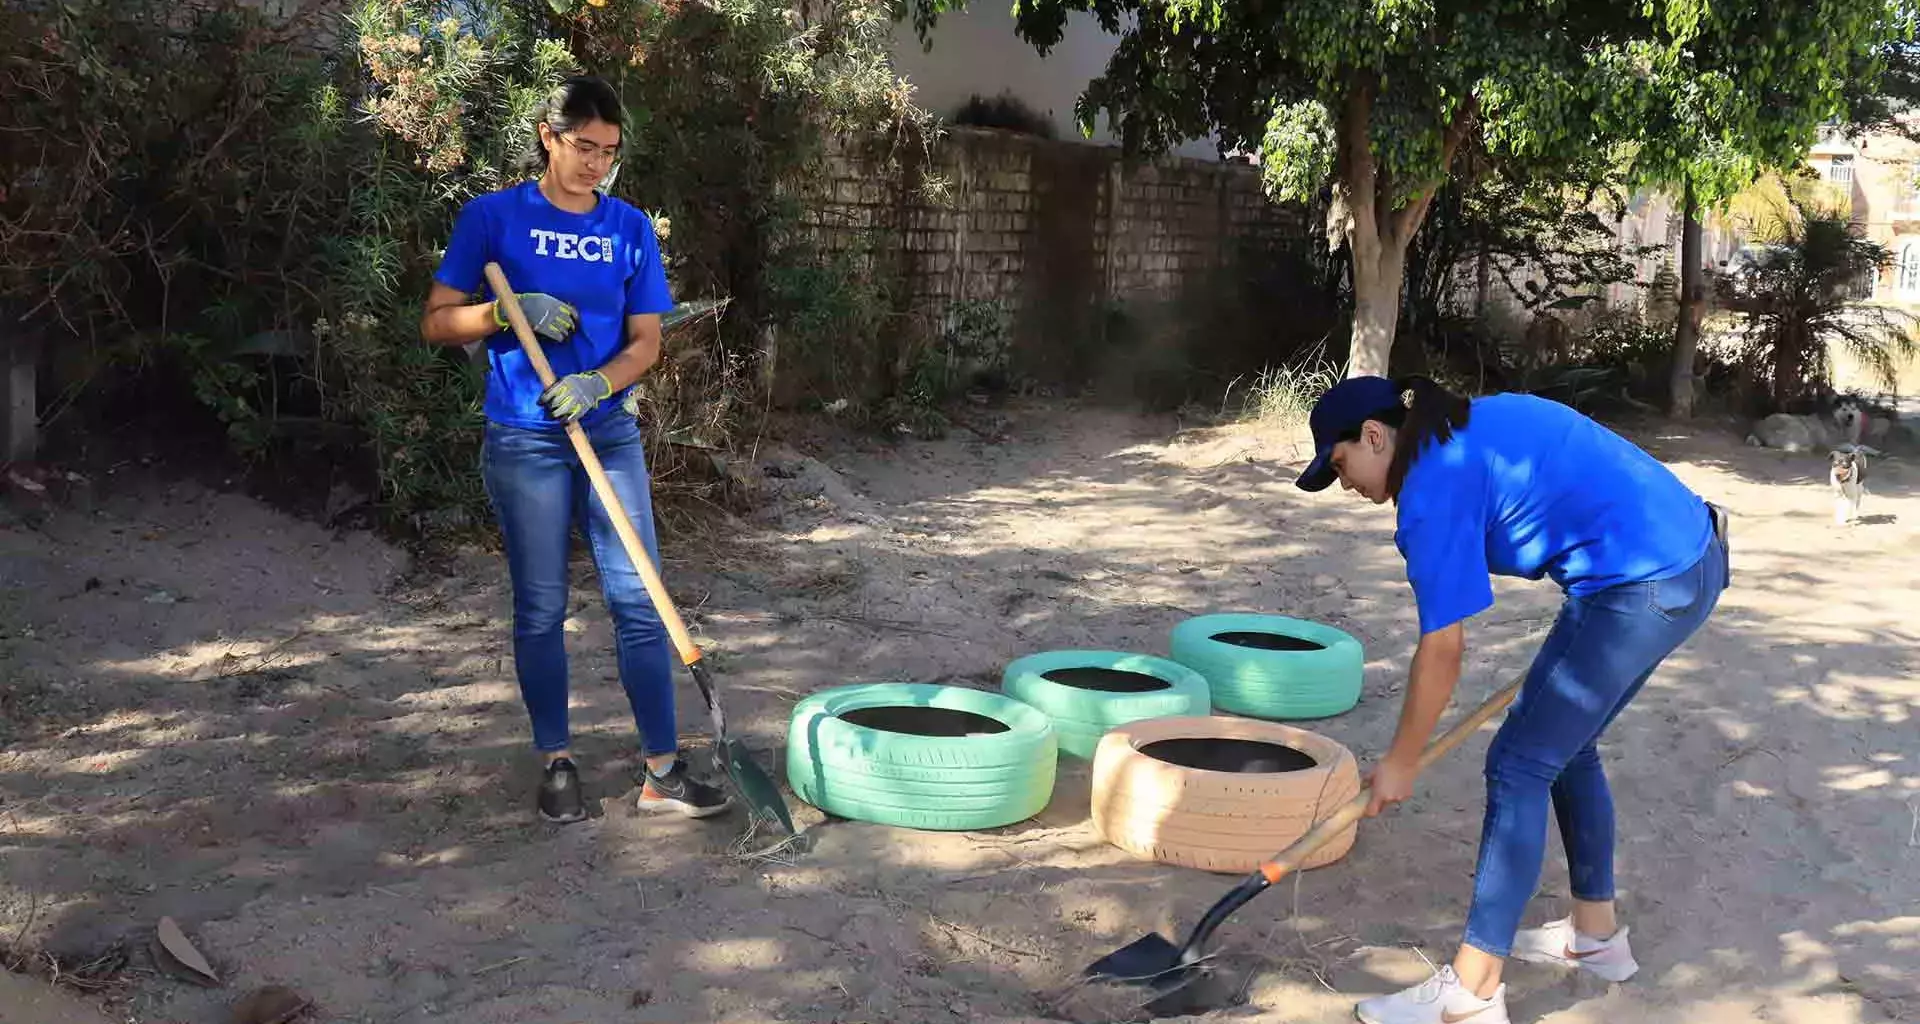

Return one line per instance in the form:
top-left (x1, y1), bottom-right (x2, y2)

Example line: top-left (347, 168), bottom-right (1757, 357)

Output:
top-left (1409, 948), bottom-right (1449, 1004)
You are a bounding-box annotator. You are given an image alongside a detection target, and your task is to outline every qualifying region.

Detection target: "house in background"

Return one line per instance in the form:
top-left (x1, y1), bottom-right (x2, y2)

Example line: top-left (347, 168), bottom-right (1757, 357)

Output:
top-left (1805, 121), bottom-right (1920, 304)
top-left (886, 4), bottom-right (1222, 162)
top-left (1800, 122), bottom-right (1920, 395)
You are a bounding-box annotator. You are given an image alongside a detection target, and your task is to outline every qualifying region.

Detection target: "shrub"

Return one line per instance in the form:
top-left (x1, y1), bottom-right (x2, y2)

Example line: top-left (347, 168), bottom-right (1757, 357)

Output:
top-left (1, 0), bottom-right (931, 537)
top-left (1509, 307), bottom-right (1672, 415)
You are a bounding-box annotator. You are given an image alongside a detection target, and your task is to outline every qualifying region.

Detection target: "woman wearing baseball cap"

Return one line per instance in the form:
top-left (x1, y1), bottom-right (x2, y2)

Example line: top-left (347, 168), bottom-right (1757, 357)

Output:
top-left (1297, 375), bottom-right (1730, 1024)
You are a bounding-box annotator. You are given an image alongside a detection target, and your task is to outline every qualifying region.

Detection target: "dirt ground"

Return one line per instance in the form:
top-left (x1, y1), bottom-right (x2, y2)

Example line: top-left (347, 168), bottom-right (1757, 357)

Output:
top-left (2, 398), bottom-right (1916, 1024)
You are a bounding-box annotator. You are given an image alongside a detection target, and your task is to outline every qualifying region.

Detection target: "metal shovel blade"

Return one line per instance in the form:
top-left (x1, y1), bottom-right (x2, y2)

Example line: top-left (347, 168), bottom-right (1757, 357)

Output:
top-left (721, 739), bottom-right (794, 835)
top-left (1087, 932), bottom-right (1186, 983)
top-left (1082, 931), bottom-right (1241, 1020)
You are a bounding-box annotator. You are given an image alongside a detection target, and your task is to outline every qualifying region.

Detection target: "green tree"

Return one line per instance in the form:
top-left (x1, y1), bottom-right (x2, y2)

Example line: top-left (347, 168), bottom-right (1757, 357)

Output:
top-left (909, 0), bottom-right (1905, 378)
top-left (1837, 35), bottom-right (1920, 143)
top-left (1667, 18), bottom-right (1920, 418)
top-left (1402, 150), bottom-right (1659, 348)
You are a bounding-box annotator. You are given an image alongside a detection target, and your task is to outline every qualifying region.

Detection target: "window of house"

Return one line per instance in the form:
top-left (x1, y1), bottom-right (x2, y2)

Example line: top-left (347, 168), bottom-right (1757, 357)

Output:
top-left (1827, 155), bottom-right (1855, 184)
top-left (1900, 243), bottom-right (1920, 294)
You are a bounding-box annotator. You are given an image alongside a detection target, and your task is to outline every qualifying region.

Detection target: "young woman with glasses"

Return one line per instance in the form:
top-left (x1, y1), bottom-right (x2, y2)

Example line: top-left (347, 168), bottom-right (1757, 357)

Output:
top-left (418, 75), bottom-right (731, 825)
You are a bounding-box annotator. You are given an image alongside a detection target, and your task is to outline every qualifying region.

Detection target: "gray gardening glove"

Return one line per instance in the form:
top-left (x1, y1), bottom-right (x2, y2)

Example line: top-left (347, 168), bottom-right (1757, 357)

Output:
top-left (494, 291), bottom-right (579, 343)
top-left (540, 370), bottom-right (612, 423)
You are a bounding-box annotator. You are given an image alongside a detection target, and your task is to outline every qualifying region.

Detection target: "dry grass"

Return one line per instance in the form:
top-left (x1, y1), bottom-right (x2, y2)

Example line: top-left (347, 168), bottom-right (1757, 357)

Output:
top-left (1225, 345), bottom-right (1345, 431)
top-left (1, 941), bottom-right (135, 997)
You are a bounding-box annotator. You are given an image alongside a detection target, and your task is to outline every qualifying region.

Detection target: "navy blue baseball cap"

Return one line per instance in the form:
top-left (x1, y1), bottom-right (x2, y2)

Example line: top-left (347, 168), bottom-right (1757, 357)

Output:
top-left (1295, 375), bottom-right (1402, 492)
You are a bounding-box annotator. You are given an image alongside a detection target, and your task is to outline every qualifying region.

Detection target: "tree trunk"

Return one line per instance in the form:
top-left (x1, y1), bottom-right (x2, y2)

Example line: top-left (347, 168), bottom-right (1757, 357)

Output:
top-left (1475, 244), bottom-right (1491, 317)
top-left (1334, 79), bottom-right (1476, 380)
top-left (1349, 238), bottom-right (1409, 378)
top-left (1668, 181), bottom-right (1705, 417)
top-left (1773, 322), bottom-right (1800, 410)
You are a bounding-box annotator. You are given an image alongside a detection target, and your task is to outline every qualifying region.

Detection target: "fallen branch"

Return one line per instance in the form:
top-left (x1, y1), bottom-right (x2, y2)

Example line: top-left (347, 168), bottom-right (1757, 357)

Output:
top-left (783, 924), bottom-right (838, 944)
top-left (816, 612), bottom-right (967, 640)
top-left (922, 912), bottom-right (1050, 959)
top-left (1719, 744), bottom-right (1786, 771)
top-left (469, 956), bottom-right (526, 977)
top-left (213, 629), bottom-right (308, 680)
top-left (5, 819), bottom-right (39, 954)
top-left (848, 886), bottom-right (1054, 961)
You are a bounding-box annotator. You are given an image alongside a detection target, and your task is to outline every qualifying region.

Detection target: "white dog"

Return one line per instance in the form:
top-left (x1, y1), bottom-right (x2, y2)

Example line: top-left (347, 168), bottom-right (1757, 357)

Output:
top-left (1829, 446), bottom-right (1870, 525)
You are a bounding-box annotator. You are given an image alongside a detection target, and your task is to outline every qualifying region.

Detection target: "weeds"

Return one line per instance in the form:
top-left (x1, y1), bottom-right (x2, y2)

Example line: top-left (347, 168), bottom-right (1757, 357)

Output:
top-left (1226, 341), bottom-right (1344, 430)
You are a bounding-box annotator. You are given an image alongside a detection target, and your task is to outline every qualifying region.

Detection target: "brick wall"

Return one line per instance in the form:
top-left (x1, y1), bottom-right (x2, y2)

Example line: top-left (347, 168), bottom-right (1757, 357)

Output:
top-left (798, 127), bottom-right (1309, 386)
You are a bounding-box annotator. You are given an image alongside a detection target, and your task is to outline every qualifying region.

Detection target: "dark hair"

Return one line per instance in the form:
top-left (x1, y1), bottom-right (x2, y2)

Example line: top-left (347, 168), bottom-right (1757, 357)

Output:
top-left (1334, 375), bottom-right (1473, 500)
top-left (519, 75), bottom-right (625, 175)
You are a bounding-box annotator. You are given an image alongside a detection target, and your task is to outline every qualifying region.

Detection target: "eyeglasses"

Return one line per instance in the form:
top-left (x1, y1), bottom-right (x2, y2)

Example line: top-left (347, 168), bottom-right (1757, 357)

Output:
top-left (559, 132), bottom-right (620, 168)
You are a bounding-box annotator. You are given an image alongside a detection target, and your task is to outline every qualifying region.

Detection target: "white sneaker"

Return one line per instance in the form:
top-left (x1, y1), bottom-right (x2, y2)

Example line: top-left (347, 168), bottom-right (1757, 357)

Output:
top-left (1354, 965), bottom-right (1510, 1024)
top-left (1510, 916), bottom-right (1639, 982)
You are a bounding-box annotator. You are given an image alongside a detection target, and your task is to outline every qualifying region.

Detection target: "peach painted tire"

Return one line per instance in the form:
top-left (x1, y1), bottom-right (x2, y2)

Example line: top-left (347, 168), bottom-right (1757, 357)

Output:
top-left (1090, 715), bottom-right (1363, 873)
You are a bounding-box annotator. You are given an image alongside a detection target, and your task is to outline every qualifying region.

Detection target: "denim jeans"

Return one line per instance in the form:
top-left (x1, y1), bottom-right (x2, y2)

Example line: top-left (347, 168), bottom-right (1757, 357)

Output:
top-left (480, 415), bottom-right (678, 757)
top-left (1461, 503), bottom-right (1731, 957)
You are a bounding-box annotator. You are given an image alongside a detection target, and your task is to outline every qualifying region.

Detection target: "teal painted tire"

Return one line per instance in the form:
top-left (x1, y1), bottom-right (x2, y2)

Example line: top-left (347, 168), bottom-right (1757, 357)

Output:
top-left (1169, 613), bottom-right (1363, 719)
top-left (785, 683), bottom-right (1058, 831)
top-left (1001, 650), bottom-right (1211, 759)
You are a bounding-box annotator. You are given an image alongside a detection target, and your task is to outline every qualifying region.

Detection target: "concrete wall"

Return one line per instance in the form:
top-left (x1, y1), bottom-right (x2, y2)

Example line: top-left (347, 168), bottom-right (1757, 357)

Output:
top-left (797, 126), bottom-right (1303, 390)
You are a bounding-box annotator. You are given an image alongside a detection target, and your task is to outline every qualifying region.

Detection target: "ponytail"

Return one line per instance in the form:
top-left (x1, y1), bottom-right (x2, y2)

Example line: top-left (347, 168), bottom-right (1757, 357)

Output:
top-left (1384, 375), bottom-right (1472, 498)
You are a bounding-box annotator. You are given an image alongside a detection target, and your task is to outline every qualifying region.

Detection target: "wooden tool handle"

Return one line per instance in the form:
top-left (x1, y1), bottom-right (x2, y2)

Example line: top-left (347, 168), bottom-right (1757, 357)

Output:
top-left (483, 262), bottom-right (703, 666)
top-left (1256, 676), bottom-right (1521, 885)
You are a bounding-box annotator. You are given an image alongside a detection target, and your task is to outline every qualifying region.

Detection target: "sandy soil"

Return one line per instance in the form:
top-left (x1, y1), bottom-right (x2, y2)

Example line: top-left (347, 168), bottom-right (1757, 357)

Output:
top-left (2, 399), bottom-right (1916, 1024)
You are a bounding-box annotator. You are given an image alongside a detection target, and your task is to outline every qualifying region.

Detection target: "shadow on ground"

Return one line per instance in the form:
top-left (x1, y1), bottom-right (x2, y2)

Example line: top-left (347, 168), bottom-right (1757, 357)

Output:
top-left (1, 398), bottom-right (1914, 1023)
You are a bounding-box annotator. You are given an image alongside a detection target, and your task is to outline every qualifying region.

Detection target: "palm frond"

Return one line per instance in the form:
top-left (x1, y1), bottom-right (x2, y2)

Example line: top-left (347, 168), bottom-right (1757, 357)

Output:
top-left (1717, 171), bottom-right (1913, 406)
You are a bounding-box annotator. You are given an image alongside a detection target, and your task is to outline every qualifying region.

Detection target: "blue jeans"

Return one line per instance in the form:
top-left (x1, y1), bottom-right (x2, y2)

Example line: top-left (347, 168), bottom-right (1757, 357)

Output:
top-left (1462, 503), bottom-right (1730, 957)
top-left (480, 415), bottom-right (679, 757)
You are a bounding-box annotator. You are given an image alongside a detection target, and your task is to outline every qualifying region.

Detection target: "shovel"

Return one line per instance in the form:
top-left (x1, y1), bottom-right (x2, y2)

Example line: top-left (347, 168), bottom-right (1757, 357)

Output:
top-left (1084, 675), bottom-right (1523, 1014)
top-left (483, 262), bottom-right (795, 838)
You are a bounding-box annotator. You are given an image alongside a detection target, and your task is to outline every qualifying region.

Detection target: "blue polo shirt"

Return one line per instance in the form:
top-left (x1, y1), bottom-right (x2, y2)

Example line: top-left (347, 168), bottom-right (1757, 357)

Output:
top-left (1394, 393), bottom-right (1714, 635)
top-left (433, 180), bottom-right (675, 430)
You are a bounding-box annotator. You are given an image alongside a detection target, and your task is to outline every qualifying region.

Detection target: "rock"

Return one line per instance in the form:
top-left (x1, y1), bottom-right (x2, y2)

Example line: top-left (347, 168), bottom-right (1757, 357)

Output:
top-left (323, 481), bottom-right (370, 525)
top-left (231, 984), bottom-right (313, 1024)
top-left (1745, 412), bottom-right (1833, 452)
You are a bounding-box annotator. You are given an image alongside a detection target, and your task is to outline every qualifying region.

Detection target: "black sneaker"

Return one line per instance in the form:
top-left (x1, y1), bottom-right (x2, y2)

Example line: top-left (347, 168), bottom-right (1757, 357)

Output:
top-left (637, 756), bottom-right (733, 819)
top-left (538, 757), bottom-right (588, 824)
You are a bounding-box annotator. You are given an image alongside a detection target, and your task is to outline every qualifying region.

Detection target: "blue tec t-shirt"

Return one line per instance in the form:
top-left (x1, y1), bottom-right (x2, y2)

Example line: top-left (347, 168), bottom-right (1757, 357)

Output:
top-left (433, 180), bottom-right (674, 430)
top-left (1393, 393), bottom-right (1714, 635)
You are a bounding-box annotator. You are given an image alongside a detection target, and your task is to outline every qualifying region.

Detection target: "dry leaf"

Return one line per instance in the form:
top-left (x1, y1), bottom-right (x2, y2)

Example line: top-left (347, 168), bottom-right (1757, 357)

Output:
top-left (231, 984), bottom-right (311, 1024)
top-left (156, 916), bottom-right (219, 985)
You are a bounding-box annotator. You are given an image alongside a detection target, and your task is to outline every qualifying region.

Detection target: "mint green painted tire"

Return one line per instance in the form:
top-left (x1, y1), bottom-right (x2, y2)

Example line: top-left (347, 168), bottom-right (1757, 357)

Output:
top-left (785, 683), bottom-right (1058, 831)
top-left (1001, 650), bottom-right (1211, 759)
top-left (1169, 613), bottom-right (1363, 719)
